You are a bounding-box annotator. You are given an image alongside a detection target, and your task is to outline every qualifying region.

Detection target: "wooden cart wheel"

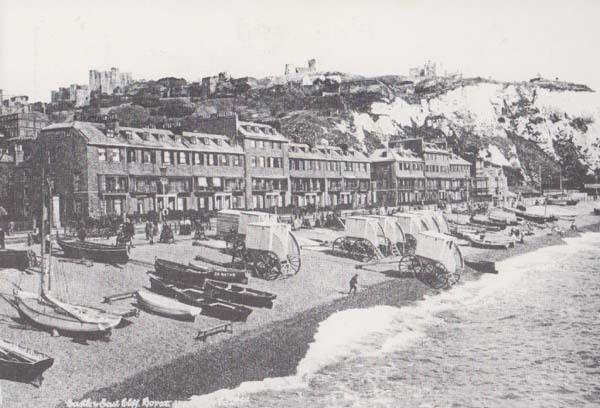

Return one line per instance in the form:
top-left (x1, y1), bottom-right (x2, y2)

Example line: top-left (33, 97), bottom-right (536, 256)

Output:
top-left (282, 231), bottom-right (302, 276)
top-left (447, 270), bottom-right (460, 286)
top-left (354, 238), bottom-right (378, 262)
top-left (417, 261), bottom-right (448, 289)
top-left (398, 255), bottom-right (419, 275)
top-left (332, 236), bottom-right (346, 252)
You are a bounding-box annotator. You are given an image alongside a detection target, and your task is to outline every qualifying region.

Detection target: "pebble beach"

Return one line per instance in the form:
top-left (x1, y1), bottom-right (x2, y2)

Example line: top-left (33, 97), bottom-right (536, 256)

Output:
top-left (0, 201), bottom-right (599, 408)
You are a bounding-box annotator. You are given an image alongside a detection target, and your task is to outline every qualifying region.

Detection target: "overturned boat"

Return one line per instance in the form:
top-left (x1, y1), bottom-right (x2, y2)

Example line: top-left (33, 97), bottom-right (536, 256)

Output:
top-left (136, 289), bottom-right (202, 321)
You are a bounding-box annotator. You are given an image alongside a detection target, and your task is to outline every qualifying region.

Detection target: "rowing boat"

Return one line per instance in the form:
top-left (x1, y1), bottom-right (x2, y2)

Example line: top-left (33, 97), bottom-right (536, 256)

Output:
top-left (57, 238), bottom-right (129, 264)
top-left (154, 258), bottom-right (247, 285)
top-left (148, 275), bottom-right (252, 321)
top-left (135, 289), bottom-right (201, 321)
top-left (203, 279), bottom-right (276, 309)
top-left (0, 339), bottom-right (54, 387)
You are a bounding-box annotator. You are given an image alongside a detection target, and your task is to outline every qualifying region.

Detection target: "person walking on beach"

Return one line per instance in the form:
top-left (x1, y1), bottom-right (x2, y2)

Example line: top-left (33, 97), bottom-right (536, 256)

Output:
top-left (348, 273), bottom-right (358, 295)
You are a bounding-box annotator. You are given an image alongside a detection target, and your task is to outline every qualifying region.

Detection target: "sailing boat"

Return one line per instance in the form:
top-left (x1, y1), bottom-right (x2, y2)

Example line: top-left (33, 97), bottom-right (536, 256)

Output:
top-left (12, 153), bottom-right (121, 337)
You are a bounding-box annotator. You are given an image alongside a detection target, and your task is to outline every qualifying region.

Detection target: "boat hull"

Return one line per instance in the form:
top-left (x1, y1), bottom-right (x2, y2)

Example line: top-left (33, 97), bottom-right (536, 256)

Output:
top-left (14, 294), bottom-right (112, 337)
top-left (0, 339), bottom-right (54, 387)
top-left (136, 290), bottom-right (201, 321)
top-left (203, 280), bottom-right (276, 309)
top-left (469, 239), bottom-right (511, 250)
top-left (149, 276), bottom-right (252, 322)
top-left (57, 239), bottom-right (129, 264)
top-left (154, 258), bottom-right (247, 285)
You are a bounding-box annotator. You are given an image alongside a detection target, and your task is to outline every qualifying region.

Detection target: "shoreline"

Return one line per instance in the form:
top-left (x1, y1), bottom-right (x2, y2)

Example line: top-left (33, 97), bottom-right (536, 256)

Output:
top-left (68, 223), bottom-right (600, 407)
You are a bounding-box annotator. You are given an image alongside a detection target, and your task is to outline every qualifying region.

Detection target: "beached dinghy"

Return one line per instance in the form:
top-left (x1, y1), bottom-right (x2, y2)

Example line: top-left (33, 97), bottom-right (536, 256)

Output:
top-left (149, 275), bottom-right (252, 321)
top-left (467, 235), bottom-right (514, 250)
top-left (154, 258), bottom-right (248, 285)
top-left (0, 339), bottom-right (54, 387)
top-left (14, 291), bottom-right (114, 336)
top-left (203, 279), bottom-right (276, 309)
top-left (57, 238), bottom-right (129, 264)
top-left (136, 289), bottom-right (202, 321)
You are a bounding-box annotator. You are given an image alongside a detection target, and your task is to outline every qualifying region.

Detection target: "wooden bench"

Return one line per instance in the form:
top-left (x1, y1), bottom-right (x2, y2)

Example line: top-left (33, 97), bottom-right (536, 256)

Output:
top-left (196, 323), bottom-right (233, 342)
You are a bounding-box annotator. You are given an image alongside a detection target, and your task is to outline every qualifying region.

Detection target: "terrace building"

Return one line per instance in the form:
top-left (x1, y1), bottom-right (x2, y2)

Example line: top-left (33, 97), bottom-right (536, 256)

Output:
top-left (369, 147), bottom-right (426, 206)
top-left (37, 121), bottom-right (245, 224)
top-left (288, 142), bottom-right (371, 209)
top-left (389, 138), bottom-right (453, 204)
top-left (448, 154), bottom-right (472, 202)
top-left (193, 113), bottom-right (291, 210)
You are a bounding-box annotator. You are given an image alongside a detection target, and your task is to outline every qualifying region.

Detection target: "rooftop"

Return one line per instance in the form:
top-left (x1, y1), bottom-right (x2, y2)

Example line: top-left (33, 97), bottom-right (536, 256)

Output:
top-left (288, 142), bottom-right (370, 162)
top-left (449, 154), bottom-right (471, 166)
top-left (237, 121), bottom-right (288, 142)
top-left (369, 147), bottom-right (424, 163)
top-left (42, 122), bottom-right (243, 154)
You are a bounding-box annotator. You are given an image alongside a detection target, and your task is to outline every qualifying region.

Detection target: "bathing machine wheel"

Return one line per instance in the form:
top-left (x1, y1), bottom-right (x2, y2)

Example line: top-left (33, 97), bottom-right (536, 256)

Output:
top-left (415, 260), bottom-right (449, 289)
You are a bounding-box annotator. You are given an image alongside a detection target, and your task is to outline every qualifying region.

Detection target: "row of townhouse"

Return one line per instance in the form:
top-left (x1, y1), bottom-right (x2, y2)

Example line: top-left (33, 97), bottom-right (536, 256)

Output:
top-left (4, 111), bottom-right (503, 227)
top-left (30, 114), bottom-right (371, 225)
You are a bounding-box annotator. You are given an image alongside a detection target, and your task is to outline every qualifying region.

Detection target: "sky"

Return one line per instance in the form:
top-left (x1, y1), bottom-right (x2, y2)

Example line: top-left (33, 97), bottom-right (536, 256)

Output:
top-left (1, 0), bottom-right (599, 102)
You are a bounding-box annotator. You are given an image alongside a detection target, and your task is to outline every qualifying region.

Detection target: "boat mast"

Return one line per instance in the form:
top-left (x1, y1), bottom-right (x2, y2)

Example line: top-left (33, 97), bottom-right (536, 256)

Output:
top-left (40, 148), bottom-right (46, 296)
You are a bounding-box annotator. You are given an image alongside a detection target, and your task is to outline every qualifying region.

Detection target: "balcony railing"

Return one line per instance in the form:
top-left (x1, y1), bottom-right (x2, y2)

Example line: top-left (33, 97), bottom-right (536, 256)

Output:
top-left (131, 184), bottom-right (158, 194)
top-left (99, 185), bottom-right (128, 193)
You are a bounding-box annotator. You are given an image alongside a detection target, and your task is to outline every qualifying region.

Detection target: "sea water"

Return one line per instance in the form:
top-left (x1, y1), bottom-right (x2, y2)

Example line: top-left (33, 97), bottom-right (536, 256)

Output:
top-left (177, 233), bottom-right (600, 408)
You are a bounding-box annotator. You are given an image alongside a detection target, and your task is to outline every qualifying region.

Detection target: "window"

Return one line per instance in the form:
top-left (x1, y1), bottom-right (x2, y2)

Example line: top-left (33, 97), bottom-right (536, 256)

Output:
top-left (258, 156), bottom-right (265, 168)
top-left (233, 155), bottom-right (240, 166)
top-left (162, 151), bottom-right (171, 164)
top-left (194, 152), bottom-right (200, 165)
top-left (248, 140), bottom-right (256, 148)
top-left (257, 140), bottom-right (264, 149)
top-left (219, 154), bottom-right (228, 166)
top-left (110, 148), bottom-right (121, 162)
top-left (98, 147), bottom-right (106, 161)
top-left (127, 148), bottom-right (137, 163)
top-left (251, 156), bottom-right (257, 167)
top-left (197, 177), bottom-right (208, 188)
top-left (208, 154), bottom-right (215, 166)
top-left (179, 152), bottom-right (187, 165)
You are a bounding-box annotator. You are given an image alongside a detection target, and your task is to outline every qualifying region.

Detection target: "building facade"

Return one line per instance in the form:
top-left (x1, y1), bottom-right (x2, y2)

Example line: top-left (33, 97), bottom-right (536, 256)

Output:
top-left (0, 93), bottom-right (30, 115)
top-left (370, 147), bottom-right (426, 206)
top-left (36, 121), bottom-right (246, 224)
top-left (288, 142), bottom-right (370, 209)
top-left (19, 114), bottom-right (375, 224)
top-left (371, 138), bottom-right (473, 207)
